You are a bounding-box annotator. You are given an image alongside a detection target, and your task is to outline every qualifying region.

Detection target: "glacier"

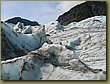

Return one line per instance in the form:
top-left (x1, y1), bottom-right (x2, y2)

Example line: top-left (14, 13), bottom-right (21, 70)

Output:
top-left (1, 16), bottom-right (106, 80)
top-left (1, 22), bottom-right (47, 60)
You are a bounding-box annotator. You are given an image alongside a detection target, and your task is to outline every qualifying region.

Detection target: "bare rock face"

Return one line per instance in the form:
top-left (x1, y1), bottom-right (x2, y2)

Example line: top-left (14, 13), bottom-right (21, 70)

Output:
top-left (57, 1), bottom-right (106, 25)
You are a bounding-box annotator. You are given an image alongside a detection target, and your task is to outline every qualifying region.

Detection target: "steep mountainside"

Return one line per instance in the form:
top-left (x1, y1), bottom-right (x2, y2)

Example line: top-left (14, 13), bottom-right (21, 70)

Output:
top-left (57, 1), bottom-right (106, 25)
top-left (5, 17), bottom-right (40, 26)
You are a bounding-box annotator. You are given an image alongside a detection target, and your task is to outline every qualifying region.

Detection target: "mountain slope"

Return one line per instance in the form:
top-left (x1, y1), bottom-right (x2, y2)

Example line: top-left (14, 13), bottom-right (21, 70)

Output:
top-left (5, 17), bottom-right (40, 26)
top-left (57, 1), bottom-right (106, 25)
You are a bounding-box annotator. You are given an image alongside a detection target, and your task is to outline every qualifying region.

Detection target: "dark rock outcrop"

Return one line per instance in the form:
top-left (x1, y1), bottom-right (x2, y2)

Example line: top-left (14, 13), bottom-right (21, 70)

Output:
top-left (57, 1), bottom-right (106, 26)
top-left (5, 17), bottom-right (40, 26)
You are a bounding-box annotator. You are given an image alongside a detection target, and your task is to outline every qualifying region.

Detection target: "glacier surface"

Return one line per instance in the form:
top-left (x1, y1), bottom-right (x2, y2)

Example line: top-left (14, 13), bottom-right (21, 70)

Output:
top-left (1, 16), bottom-right (106, 80)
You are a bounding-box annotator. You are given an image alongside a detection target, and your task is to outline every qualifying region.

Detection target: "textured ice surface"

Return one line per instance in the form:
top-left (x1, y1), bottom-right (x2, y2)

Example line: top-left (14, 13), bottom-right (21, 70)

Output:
top-left (1, 16), bottom-right (106, 80)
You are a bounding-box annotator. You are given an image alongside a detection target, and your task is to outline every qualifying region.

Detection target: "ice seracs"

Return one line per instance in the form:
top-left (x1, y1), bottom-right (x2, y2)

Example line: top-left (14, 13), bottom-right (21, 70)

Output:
top-left (1, 22), bottom-right (47, 60)
top-left (14, 22), bottom-right (26, 33)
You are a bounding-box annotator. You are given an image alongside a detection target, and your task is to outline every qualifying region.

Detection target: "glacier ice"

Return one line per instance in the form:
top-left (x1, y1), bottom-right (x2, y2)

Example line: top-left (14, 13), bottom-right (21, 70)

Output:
top-left (1, 22), bottom-right (47, 60)
top-left (1, 16), bottom-right (106, 80)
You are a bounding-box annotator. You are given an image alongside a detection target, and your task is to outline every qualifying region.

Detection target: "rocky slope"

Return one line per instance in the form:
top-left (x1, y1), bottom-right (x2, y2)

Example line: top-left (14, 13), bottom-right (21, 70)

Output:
top-left (57, 1), bottom-right (106, 25)
top-left (5, 17), bottom-right (40, 26)
top-left (1, 15), bottom-right (106, 80)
